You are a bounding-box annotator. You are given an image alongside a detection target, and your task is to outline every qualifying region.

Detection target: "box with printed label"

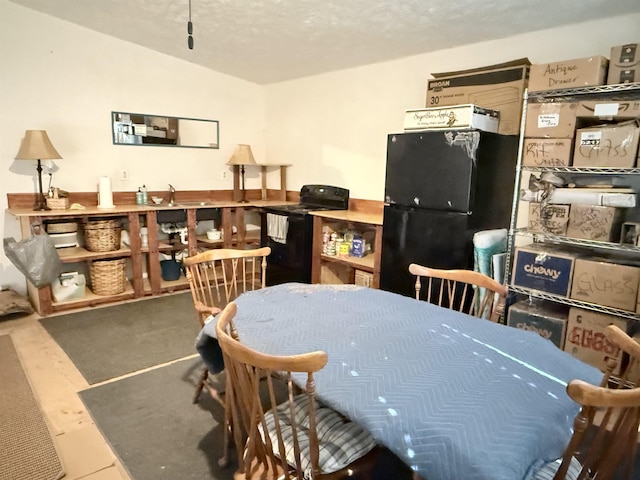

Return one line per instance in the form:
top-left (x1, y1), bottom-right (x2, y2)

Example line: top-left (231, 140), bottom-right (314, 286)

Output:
top-left (572, 124), bottom-right (640, 168)
top-left (528, 203), bottom-right (570, 235)
top-left (512, 245), bottom-right (578, 297)
top-left (564, 307), bottom-right (628, 372)
top-left (522, 138), bottom-right (573, 167)
top-left (576, 100), bottom-right (640, 121)
top-left (528, 55), bottom-right (609, 92)
top-left (565, 205), bottom-right (624, 242)
top-left (425, 59), bottom-right (529, 135)
top-left (404, 104), bottom-right (499, 132)
top-left (507, 299), bottom-right (568, 349)
top-left (608, 43), bottom-right (640, 85)
top-left (524, 102), bottom-right (578, 138)
top-left (570, 258), bottom-right (640, 312)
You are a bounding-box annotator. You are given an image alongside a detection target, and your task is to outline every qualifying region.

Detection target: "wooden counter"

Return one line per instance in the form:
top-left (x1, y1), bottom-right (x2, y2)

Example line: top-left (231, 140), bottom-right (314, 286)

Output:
top-left (7, 198), bottom-right (295, 316)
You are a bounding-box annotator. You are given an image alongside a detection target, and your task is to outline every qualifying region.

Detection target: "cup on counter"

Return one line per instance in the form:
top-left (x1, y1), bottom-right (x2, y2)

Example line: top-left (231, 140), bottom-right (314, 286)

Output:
top-left (206, 229), bottom-right (222, 241)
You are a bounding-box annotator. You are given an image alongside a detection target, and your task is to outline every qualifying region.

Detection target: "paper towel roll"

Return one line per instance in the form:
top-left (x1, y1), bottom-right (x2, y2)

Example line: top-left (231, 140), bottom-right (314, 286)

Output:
top-left (98, 176), bottom-right (115, 209)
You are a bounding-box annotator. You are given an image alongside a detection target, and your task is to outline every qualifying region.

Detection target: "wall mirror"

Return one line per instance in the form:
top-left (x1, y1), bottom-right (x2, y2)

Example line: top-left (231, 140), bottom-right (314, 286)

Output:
top-left (111, 111), bottom-right (219, 148)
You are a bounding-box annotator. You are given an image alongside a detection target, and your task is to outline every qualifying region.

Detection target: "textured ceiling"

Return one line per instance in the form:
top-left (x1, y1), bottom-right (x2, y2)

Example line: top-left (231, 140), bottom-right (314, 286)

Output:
top-left (10, 0), bottom-right (640, 84)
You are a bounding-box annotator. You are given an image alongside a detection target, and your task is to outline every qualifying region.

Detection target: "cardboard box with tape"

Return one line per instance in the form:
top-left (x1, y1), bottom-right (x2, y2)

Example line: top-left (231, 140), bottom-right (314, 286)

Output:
top-left (564, 307), bottom-right (629, 372)
top-left (512, 244), bottom-right (578, 297)
top-left (528, 55), bottom-right (609, 92)
top-left (425, 58), bottom-right (529, 135)
top-left (522, 138), bottom-right (573, 167)
top-left (528, 203), bottom-right (570, 235)
top-left (507, 299), bottom-right (569, 349)
top-left (608, 43), bottom-right (640, 85)
top-left (573, 123), bottom-right (640, 168)
top-left (524, 102), bottom-right (578, 138)
top-left (566, 205), bottom-right (624, 242)
top-left (570, 258), bottom-right (640, 312)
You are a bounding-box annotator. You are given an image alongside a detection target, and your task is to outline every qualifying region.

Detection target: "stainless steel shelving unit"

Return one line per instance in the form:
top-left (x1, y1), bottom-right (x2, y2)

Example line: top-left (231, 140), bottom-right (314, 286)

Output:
top-left (504, 82), bottom-right (640, 319)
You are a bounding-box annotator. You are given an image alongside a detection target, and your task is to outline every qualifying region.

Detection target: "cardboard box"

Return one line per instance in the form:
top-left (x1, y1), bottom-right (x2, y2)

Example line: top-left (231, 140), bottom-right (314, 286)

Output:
top-left (507, 299), bottom-right (569, 349)
top-left (576, 100), bottom-right (640, 121)
top-left (570, 258), bottom-right (640, 312)
top-left (512, 245), bottom-right (578, 297)
top-left (522, 138), bottom-right (573, 167)
top-left (404, 104), bottom-right (499, 132)
top-left (564, 307), bottom-right (628, 372)
top-left (524, 102), bottom-right (578, 138)
top-left (426, 59), bottom-right (529, 135)
top-left (528, 203), bottom-right (570, 235)
top-left (573, 124), bottom-right (640, 168)
top-left (566, 205), bottom-right (624, 242)
top-left (608, 43), bottom-right (640, 85)
top-left (528, 55), bottom-right (609, 92)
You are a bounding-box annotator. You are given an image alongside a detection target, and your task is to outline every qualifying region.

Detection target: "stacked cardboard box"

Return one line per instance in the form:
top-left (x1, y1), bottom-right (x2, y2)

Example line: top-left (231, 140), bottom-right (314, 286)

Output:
top-left (425, 59), bottom-right (530, 135)
top-left (608, 43), bottom-right (640, 85)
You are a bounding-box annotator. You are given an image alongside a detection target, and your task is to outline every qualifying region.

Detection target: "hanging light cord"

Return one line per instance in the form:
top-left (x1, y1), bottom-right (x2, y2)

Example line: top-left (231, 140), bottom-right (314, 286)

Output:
top-left (187, 0), bottom-right (194, 50)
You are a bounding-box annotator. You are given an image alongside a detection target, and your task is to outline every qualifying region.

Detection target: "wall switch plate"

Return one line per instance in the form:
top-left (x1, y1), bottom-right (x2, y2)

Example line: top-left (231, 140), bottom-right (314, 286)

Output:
top-left (221, 170), bottom-right (227, 179)
top-left (121, 169), bottom-right (129, 181)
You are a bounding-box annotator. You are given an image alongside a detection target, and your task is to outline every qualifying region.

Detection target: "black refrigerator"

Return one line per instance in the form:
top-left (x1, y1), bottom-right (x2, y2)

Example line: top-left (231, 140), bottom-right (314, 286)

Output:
top-left (380, 130), bottom-right (518, 298)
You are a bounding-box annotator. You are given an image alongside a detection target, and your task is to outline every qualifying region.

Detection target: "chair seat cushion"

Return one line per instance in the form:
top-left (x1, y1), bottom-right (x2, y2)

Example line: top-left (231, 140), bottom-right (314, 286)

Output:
top-left (532, 456), bottom-right (582, 480)
top-left (262, 394), bottom-right (376, 475)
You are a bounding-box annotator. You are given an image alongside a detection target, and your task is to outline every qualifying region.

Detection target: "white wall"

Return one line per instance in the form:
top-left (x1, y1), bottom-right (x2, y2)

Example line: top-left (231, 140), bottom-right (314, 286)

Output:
top-left (265, 13), bottom-right (640, 201)
top-left (0, 0), bottom-right (265, 292)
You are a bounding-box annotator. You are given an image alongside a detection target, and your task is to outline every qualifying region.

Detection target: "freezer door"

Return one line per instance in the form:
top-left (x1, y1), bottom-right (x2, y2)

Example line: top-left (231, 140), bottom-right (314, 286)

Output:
top-left (384, 130), bottom-right (480, 212)
top-left (380, 205), bottom-right (473, 298)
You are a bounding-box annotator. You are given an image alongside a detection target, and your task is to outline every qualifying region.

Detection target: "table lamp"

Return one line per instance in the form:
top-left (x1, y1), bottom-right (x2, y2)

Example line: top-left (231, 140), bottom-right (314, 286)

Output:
top-left (15, 130), bottom-right (62, 211)
top-left (226, 144), bottom-right (256, 203)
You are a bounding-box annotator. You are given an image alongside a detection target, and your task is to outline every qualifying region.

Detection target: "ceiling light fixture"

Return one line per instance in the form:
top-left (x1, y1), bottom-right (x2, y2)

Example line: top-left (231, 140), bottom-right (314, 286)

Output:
top-left (187, 0), bottom-right (194, 50)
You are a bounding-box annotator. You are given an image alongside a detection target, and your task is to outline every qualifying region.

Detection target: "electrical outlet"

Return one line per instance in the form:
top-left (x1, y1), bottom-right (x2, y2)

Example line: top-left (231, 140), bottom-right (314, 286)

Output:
top-left (121, 169), bottom-right (129, 181)
top-left (221, 170), bottom-right (227, 179)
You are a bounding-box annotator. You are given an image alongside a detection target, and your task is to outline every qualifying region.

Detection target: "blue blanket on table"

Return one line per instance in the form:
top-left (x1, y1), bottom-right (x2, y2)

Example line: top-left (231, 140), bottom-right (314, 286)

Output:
top-left (196, 283), bottom-right (602, 480)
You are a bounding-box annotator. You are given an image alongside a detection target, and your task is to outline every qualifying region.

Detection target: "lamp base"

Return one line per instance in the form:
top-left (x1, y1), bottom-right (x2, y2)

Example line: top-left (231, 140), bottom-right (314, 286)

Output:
top-left (33, 196), bottom-right (51, 211)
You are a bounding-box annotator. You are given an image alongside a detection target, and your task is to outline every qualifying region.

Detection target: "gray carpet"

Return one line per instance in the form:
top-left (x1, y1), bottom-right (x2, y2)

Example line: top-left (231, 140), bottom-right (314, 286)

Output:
top-left (39, 293), bottom-right (201, 384)
top-left (0, 335), bottom-right (64, 480)
top-left (79, 356), bottom-right (235, 480)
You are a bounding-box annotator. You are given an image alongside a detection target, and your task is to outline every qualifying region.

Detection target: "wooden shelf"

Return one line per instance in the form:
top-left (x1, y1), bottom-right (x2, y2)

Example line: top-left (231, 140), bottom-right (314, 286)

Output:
top-left (57, 246), bottom-right (132, 263)
top-left (51, 281), bottom-right (136, 311)
top-left (320, 253), bottom-right (375, 272)
top-left (311, 211), bottom-right (383, 288)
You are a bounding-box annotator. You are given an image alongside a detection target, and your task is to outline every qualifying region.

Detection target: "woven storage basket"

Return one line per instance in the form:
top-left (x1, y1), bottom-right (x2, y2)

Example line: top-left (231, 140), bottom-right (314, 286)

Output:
top-left (84, 219), bottom-right (121, 252)
top-left (46, 221), bottom-right (78, 234)
top-left (46, 197), bottom-right (70, 210)
top-left (90, 259), bottom-right (127, 295)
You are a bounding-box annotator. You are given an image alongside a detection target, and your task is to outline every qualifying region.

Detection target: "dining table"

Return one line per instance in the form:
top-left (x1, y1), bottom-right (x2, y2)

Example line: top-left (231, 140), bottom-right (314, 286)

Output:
top-left (195, 282), bottom-right (603, 480)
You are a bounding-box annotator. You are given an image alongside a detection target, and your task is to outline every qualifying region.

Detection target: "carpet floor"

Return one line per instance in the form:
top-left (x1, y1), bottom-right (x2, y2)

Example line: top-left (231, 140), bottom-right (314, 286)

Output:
top-left (39, 293), bottom-right (201, 384)
top-left (0, 335), bottom-right (64, 480)
top-left (79, 356), bottom-right (235, 480)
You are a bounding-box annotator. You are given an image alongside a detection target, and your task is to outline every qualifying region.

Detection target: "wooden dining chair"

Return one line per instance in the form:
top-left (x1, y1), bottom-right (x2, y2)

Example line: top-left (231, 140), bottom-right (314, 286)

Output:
top-left (216, 302), bottom-right (379, 480)
top-left (183, 246), bottom-right (271, 403)
top-left (533, 324), bottom-right (640, 480)
top-left (408, 263), bottom-right (508, 321)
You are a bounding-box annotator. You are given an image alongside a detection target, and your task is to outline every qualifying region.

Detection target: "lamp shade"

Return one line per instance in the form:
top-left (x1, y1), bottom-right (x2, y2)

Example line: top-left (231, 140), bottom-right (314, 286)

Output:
top-left (226, 144), bottom-right (256, 166)
top-left (15, 130), bottom-right (62, 160)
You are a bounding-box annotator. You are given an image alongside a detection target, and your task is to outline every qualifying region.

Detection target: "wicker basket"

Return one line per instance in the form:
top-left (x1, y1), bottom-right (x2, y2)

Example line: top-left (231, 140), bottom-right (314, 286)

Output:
top-left (90, 259), bottom-right (127, 295)
top-left (46, 221), bottom-right (78, 234)
top-left (46, 197), bottom-right (70, 210)
top-left (84, 219), bottom-right (121, 252)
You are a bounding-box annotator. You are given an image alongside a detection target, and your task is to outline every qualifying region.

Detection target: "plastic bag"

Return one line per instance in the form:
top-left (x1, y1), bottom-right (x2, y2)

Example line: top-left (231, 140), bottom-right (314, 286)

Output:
top-left (4, 233), bottom-right (63, 287)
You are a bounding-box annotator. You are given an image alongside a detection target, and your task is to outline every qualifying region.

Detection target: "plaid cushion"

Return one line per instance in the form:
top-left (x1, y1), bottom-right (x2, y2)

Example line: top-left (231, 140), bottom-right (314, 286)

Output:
top-left (532, 456), bottom-right (582, 480)
top-left (262, 394), bottom-right (376, 475)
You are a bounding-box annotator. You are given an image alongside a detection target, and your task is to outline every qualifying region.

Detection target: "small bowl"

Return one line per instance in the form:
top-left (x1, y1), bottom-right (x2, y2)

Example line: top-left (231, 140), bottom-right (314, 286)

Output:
top-left (206, 229), bottom-right (221, 241)
top-left (151, 196), bottom-right (163, 205)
